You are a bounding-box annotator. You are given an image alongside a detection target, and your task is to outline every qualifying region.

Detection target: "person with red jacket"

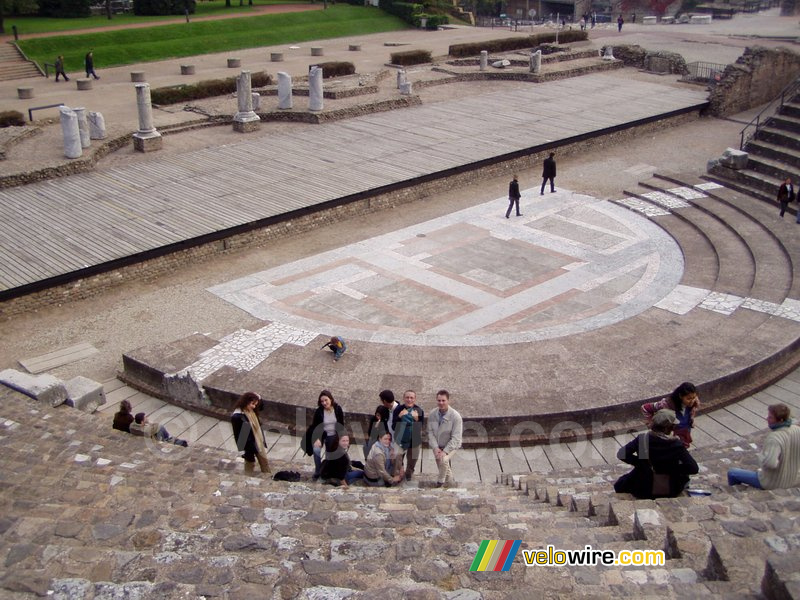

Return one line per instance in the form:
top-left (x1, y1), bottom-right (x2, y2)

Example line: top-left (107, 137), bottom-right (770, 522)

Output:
top-left (642, 382), bottom-right (700, 448)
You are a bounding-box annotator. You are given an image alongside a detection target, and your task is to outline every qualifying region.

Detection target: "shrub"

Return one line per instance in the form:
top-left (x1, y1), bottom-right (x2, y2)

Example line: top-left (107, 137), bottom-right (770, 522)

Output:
top-left (448, 30), bottom-right (588, 57)
top-left (151, 71), bottom-right (271, 105)
top-left (390, 49), bottom-right (432, 66)
top-left (379, 0), bottom-right (422, 23)
top-left (417, 13), bottom-right (449, 28)
top-left (309, 61), bottom-right (356, 78)
top-left (0, 111), bottom-right (25, 128)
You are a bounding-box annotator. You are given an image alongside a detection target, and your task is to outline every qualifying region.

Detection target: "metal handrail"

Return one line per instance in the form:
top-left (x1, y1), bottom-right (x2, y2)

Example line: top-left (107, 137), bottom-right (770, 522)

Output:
top-left (739, 75), bottom-right (800, 149)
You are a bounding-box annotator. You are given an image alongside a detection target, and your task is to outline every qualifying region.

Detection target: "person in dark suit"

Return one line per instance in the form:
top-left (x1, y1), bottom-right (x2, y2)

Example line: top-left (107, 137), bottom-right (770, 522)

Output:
top-left (778, 177), bottom-right (794, 218)
top-left (506, 175), bottom-right (522, 218)
top-left (541, 152), bottom-right (556, 195)
top-left (85, 50), bottom-right (100, 80)
top-left (54, 55), bottom-right (69, 82)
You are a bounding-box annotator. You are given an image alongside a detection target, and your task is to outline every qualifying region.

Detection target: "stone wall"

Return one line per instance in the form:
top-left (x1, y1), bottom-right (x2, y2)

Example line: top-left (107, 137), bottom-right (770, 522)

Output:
top-left (0, 109), bottom-right (700, 318)
top-left (709, 46), bottom-right (800, 117)
top-left (604, 44), bottom-right (688, 75)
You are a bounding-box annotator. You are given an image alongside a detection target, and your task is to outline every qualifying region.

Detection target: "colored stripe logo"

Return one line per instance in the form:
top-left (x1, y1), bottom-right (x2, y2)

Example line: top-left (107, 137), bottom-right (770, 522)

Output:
top-left (469, 540), bottom-right (522, 572)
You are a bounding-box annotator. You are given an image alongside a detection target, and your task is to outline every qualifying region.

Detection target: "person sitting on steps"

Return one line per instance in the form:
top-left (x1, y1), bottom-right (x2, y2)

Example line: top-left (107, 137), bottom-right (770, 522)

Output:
top-left (131, 412), bottom-right (188, 447)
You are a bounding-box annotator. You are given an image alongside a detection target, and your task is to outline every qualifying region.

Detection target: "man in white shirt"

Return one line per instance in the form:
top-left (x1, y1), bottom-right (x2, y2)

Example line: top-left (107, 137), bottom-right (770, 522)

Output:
top-left (427, 389), bottom-right (463, 488)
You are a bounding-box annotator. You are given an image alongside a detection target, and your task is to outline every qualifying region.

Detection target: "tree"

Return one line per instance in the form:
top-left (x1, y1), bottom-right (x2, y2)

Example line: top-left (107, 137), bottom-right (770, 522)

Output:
top-left (1, 0), bottom-right (39, 33)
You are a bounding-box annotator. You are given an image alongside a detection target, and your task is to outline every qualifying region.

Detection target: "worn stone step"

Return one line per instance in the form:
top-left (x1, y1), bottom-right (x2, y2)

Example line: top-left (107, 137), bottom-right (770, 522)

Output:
top-left (768, 113), bottom-right (800, 135)
top-left (747, 153), bottom-right (800, 183)
top-left (746, 139), bottom-right (800, 170)
top-left (779, 100), bottom-right (800, 120)
top-left (755, 125), bottom-right (800, 153)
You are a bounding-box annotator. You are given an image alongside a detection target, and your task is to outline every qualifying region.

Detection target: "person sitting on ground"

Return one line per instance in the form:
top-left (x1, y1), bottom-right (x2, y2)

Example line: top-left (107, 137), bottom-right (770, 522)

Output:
top-left (320, 434), bottom-right (365, 487)
top-left (231, 391), bottom-right (271, 474)
top-left (112, 399), bottom-right (134, 433)
top-left (614, 409), bottom-right (699, 499)
top-left (641, 382), bottom-right (700, 448)
top-left (365, 431), bottom-right (403, 487)
top-left (727, 403), bottom-right (800, 489)
top-left (131, 412), bottom-right (188, 447)
top-left (321, 336), bottom-right (347, 362)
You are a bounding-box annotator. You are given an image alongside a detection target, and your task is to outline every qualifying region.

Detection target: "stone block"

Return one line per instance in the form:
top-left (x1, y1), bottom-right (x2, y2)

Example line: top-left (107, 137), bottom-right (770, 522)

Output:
top-left (661, 16), bottom-right (675, 23)
top-left (76, 79), bottom-right (93, 91)
top-left (720, 147), bottom-right (748, 170)
top-left (133, 132), bottom-right (163, 153)
top-left (65, 376), bottom-right (106, 413)
top-left (311, 47), bottom-right (324, 57)
top-left (233, 119), bottom-right (261, 133)
top-left (227, 58), bottom-right (242, 68)
top-left (130, 71), bottom-right (146, 82)
top-left (690, 14), bottom-right (712, 24)
top-left (399, 82), bottom-right (413, 95)
top-left (180, 65), bottom-right (195, 75)
top-left (17, 87), bottom-right (33, 100)
top-left (270, 53), bottom-right (284, 62)
top-left (348, 44), bottom-right (361, 51)
top-left (642, 16), bottom-right (657, 24)
top-left (0, 369), bottom-right (68, 407)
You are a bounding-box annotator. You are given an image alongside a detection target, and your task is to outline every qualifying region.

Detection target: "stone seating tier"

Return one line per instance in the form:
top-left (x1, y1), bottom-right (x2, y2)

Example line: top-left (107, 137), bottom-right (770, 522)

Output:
top-left (1, 386), bottom-right (797, 598)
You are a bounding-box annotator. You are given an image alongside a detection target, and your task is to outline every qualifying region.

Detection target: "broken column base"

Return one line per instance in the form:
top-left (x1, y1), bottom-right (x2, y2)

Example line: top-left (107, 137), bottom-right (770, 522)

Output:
top-left (233, 115), bottom-right (261, 133)
top-left (133, 131), bottom-right (163, 152)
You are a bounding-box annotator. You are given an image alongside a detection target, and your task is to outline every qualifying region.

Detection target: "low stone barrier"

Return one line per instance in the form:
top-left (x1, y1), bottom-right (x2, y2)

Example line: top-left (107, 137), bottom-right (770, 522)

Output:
top-left (180, 65), bottom-right (195, 75)
top-left (0, 369), bottom-right (68, 407)
top-left (270, 52), bottom-right (284, 62)
top-left (311, 47), bottom-right (324, 57)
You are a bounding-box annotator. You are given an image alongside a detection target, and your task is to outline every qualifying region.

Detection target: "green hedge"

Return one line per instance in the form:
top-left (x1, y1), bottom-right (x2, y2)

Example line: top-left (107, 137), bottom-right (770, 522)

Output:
top-left (448, 30), bottom-right (588, 57)
top-left (0, 111), bottom-right (25, 128)
top-left (379, 0), bottom-right (421, 23)
top-left (309, 61), bottom-right (356, 79)
top-left (38, 0), bottom-right (90, 18)
top-left (151, 71), bottom-right (271, 105)
top-left (390, 49), bottom-right (432, 66)
top-left (416, 13), bottom-right (449, 29)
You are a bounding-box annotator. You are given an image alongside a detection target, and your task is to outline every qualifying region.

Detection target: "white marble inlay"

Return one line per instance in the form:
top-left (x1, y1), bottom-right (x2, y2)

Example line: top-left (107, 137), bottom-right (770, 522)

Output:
top-left (613, 198), bottom-right (671, 217)
top-left (654, 285), bottom-right (710, 315)
top-left (698, 291), bottom-right (745, 315)
top-left (641, 191), bottom-right (691, 209)
top-left (694, 182), bottom-right (724, 191)
top-left (667, 187), bottom-right (707, 200)
top-left (178, 322), bottom-right (319, 380)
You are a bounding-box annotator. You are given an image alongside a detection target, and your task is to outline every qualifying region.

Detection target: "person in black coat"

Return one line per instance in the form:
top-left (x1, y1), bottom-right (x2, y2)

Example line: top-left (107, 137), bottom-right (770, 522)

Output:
top-left (84, 51), bottom-right (100, 80)
top-left (112, 399), bottom-right (134, 433)
top-left (320, 434), bottom-right (364, 486)
top-left (301, 390), bottom-right (346, 479)
top-left (540, 153), bottom-right (556, 195)
top-left (614, 409), bottom-right (699, 499)
top-left (777, 177), bottom-right (794, 218)
top-left (506, 175), bottom-right (522, 218)
top-left (231, 391), bottom-right (270, 474)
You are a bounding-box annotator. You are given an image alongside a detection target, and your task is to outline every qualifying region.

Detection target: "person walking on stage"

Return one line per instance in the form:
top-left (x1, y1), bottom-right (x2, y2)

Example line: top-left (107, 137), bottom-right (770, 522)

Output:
top-left (85, 50), bottom-right (100, 80)
top-left (506, 175), bottom-right (522, 218)
top-left (541, 152), bottom-right (556, 195)
top-left (54, 55), bottom-right (69, 82)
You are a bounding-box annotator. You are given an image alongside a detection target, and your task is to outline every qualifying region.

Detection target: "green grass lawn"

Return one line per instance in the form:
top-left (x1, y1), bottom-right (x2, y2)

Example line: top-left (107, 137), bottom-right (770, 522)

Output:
top-left (18, 5), bottom-right (409, 71)
top-left (7, 0), bottom-right (314, 34)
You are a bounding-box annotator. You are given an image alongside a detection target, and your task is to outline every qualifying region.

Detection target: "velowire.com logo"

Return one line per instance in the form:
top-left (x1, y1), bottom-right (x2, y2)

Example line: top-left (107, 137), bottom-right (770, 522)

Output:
top-left (469, 540), bottom-right (522, 572)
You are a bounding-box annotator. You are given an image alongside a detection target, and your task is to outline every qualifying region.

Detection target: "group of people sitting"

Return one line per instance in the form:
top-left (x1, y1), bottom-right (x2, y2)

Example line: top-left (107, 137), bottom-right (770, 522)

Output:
top-left (614, 382), bottom-right (800, 498)
top-left (231, 387), bottom-right (463, 488)
top-left (112, 399), bottom-right (189, 447)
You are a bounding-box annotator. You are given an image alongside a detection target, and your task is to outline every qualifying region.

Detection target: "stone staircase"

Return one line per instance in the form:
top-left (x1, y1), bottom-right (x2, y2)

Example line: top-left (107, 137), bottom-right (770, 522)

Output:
top-left (496, 437), bottom-right (800, 599)
top-left (707, 89), bottom-right (800, 204)
top-left (0, 42), bottom-right (42, 82)
top-left (3, 382), bottom-right (799, 598)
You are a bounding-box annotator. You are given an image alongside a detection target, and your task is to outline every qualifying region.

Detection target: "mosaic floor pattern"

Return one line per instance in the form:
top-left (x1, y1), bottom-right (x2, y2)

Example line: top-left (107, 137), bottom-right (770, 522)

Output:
top-left (209, 189), bottom-right (685, 346)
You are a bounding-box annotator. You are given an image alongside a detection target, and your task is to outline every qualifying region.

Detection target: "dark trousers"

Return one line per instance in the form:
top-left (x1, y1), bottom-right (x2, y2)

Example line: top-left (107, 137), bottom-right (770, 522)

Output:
top-left (55, 70), bottom-right (69, 82)
top-left (541, 176), bottom-right (555, 194)
top-left (506, 197), bottom-right (521, 217)
top-left (780, 201), bottom-right (789, 217)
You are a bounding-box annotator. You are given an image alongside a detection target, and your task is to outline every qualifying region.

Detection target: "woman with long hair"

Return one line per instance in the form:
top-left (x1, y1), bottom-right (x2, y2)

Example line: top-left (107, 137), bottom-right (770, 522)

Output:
top-left (112, 399), bottom-right (134, 433)
top-left (301, 389), bottom-right (345, 479)
top-left (642, 382), bottom-right (700, 448)
top-left (231, 391), bottom-right (270, 474)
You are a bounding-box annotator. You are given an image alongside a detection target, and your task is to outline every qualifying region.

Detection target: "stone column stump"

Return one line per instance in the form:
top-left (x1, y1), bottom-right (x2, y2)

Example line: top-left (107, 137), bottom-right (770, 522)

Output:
top-left (17, 87), bottom-right (33, 99)
top-left (132, 83), bottom-right (162, 152)
top-left (76, 79), bottom-right (93, 91)
top-left (59, 107), bottom-right (82, 159)
top-left (270, 53), bottom-right (284, 62)
top-left (348, 44), bottom-right (361, 51)
top-left (88, 111), bottom-right (107, 140)
top-left (233, 70), bottom-right (261, 133)
top-left (480, 51), bottom-right (488, 71)
top-left (311, 47), bottom-right (324, 57)
top-left (278, 72), bottom-right (293, 110)
top-left (130, 71), bottom-right (146, 82)
top-left (180, 65), bottom-right (195, 75)
top-left (308, 66), bottom-right (323, 112)
top-left (227, 58), bottom-right (242, 68)
top-left (73, 106), bottom-right (91, 149)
